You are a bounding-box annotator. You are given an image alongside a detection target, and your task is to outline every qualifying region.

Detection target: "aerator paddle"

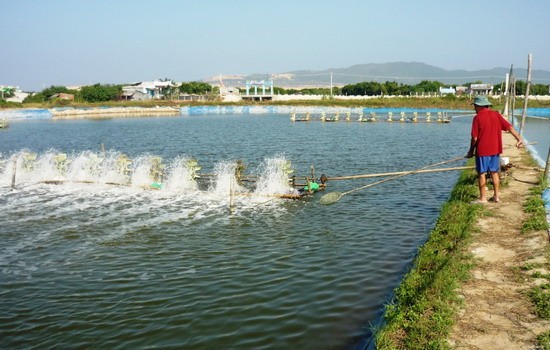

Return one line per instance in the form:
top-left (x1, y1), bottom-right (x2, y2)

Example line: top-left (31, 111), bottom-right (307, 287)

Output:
top-left (319, 156), bottom-right (465, 205)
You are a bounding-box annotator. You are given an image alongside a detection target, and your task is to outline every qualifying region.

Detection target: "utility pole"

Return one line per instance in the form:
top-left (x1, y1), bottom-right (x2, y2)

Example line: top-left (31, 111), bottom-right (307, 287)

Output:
top-left (330, 72), bottom-right (333, 97)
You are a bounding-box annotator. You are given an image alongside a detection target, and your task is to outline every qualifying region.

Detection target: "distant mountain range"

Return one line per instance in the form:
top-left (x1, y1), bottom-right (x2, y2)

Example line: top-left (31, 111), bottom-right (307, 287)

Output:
top-left (206, 62), bottom-right (550, 88)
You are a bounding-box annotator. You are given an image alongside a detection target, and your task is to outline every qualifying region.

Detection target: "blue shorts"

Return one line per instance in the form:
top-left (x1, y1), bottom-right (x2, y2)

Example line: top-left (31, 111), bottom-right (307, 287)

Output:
top-left (476, 155), bottom-right (500, 173)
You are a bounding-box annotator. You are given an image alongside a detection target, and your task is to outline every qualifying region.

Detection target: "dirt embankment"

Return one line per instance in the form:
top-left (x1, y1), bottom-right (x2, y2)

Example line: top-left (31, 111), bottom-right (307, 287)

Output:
top-left (50, 106), bottom-right (181, 118)
top-left (448, 133), bottom-right (550, 349)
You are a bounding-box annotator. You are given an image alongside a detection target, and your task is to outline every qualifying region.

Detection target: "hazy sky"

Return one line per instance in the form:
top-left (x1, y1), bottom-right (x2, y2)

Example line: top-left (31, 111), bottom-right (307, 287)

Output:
top-left (2, 0), bottom-right (549, 91)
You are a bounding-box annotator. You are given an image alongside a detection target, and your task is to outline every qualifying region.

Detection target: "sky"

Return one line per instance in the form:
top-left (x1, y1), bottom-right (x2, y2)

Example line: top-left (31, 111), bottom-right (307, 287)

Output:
top-left (2, 0), bottom-right (550, 92)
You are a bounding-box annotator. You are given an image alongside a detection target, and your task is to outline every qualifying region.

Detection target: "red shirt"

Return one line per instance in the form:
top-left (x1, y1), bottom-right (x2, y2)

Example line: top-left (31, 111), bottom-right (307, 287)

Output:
top-left (471, 108), bottom-right (512, 156)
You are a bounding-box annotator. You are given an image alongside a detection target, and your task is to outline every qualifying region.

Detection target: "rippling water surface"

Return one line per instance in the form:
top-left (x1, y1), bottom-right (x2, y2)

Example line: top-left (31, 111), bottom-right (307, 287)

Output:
top-left (0, 111), bottom-right (503, 349)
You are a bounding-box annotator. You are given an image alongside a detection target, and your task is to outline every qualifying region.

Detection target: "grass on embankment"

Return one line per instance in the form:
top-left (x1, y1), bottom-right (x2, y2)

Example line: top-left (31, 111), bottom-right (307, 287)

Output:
top-left (522, 177), bottom-right (550, 349)
top-left (374, 164), bottom-right (550, 349)
top-left (3, 95), bottom-right (550, 110)
top-left (373, 168), bottom-right (481, 349)
top-left (522, 179), bottom-right (549, 234)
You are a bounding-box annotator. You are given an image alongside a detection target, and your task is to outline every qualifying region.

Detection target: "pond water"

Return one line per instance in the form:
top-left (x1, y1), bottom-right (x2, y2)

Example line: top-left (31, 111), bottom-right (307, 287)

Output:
top-left (512, 111), bottom-right (550, 166)
top-left (0, 110), bottom-right (546, 349)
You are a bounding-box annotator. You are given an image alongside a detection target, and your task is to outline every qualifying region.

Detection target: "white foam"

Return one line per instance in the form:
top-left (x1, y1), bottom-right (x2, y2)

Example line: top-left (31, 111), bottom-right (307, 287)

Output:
top-left (0, 150), bottom-right (300, 214)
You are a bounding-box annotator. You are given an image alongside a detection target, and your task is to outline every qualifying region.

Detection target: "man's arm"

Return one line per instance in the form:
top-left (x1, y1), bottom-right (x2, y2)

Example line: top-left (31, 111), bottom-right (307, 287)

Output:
top-left (508, 127), bottom-right (523, 148)
top-left (467, 137), bottom-right (477, 158)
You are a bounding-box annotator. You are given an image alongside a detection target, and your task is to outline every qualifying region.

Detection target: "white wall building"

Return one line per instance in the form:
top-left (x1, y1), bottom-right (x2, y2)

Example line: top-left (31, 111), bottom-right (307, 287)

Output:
top-left (1, 85), bottom-right (29, 103)
top-left (122, 80), bottom-right (179, 100)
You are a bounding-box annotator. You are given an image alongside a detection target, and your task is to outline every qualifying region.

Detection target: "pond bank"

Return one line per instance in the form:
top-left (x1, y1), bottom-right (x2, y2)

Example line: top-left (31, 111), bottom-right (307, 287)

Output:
top-left (373, 132), bottom-right (550, 349)
top-left (50, 106), bottom-right (180, 118)
top-left (448, 133), bottom-right (549, 349)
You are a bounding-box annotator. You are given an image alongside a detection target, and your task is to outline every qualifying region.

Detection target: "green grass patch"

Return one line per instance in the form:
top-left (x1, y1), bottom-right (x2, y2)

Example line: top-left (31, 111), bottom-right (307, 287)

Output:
top-left (518, 151), bottom-right (543, 168)
top-left (522, 176), bottom-right (550, 347)
top-left (374, 168), bottom-right (480, 349)
top-left (521, 263), bottom-right (539, 271)
top-left (526, 234), bottom-right (550, 322)
top-left (529, 287), bottom-right (550, 319)
top-left (521, 178), bottom-right (549, 234)
top-left (537, 330), bottom-right (550, 350)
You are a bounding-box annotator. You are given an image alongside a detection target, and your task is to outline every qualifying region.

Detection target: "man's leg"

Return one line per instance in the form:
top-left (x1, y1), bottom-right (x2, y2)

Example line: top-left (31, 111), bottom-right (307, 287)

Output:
top-left (490, 171), bottom-right (500, 202)
top-left (478, 172), bottom-right (488, 202)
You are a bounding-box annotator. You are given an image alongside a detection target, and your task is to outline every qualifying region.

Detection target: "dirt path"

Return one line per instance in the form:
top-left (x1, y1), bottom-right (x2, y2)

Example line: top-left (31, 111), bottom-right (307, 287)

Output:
top-left (448, 133), bottom-right (550, 349)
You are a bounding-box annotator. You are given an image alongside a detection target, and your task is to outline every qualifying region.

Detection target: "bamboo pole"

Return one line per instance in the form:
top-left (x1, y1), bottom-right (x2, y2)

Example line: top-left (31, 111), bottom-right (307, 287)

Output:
top-left (519, 53), bottom-right (532, 136)
top-left (327, 165), bottom-right (473, 181)
top-left (511, 76), bottom-right (517, 124)
top-left (41, 179), bottom-right (131, 187)
top-left (198, 173), bottom-right (312, 182)
top-left (234, 192), bottom-right (303, 200)
top-left (320, 157), bottom-right (465, 205)
top-left (198, 173), bottom-right (257, 179)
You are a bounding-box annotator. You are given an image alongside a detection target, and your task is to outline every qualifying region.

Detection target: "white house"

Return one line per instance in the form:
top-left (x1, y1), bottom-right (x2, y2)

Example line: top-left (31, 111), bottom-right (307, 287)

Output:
top-left (469, 83), bottom-right (494, 96)
top-left (220, 86), bottom-right (241, 102)
top-left (122, 80), bottom-right (179, 101)
top-left (1, 85), bottom-right (29, 103)
top-left (439, 86), bottom-right (456, 95)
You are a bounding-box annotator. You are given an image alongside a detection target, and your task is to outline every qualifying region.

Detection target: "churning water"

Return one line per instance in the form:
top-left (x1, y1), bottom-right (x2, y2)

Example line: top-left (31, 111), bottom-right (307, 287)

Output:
top-left (0, 111), bottom-right (546, 349)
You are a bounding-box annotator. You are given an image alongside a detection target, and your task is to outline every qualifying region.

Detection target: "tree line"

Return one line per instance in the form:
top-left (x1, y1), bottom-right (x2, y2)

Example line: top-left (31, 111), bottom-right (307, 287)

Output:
top-left (4, 79), bottom-right (548, 104)
top-left (272, 80), bottom-right (549, 96)
top-left (18, 81), bottom-right (217, 104)
top-left (23, 84), bottom-right (123, 103)
top-left (337, 80), bottom-right (548, 96)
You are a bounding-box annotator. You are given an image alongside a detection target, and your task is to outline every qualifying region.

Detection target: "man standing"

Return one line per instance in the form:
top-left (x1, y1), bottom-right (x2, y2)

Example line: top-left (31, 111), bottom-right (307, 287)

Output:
top-left (466, 96), bottom-right (523, 203)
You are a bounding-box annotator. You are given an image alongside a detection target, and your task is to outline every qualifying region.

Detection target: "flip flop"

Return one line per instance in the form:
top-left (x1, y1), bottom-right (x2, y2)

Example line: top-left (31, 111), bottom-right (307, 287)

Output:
top-left (489, 197), bottom-right (500, 203)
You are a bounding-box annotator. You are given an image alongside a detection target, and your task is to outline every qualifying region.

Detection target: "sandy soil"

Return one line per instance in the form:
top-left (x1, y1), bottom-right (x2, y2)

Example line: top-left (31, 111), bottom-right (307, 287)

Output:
top-left (448, 133), bottom-right (550, 349)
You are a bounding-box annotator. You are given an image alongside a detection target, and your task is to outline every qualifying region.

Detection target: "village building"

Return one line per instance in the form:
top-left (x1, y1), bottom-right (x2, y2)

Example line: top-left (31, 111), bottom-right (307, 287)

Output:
top-left (49, 93), bottom-right (74, 101)
top-left (439, 86), bottom-right (456, 95)
top-left (455, 86), bottom-right (468, 96)
top-left (468, 83), bottom-right (494, 96)
top-left (220, 86), bottom-right (241, 102)
top-left (241, 80), bottom-right (273, 101)
top-left (1, 85), bottom-right (30, 103)
top-left (437, 84), bottom-right (493, 97)
top-left (121, 80), bottom-right (179, 101)
top-left (0, 85), bottom-right (30, 103)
